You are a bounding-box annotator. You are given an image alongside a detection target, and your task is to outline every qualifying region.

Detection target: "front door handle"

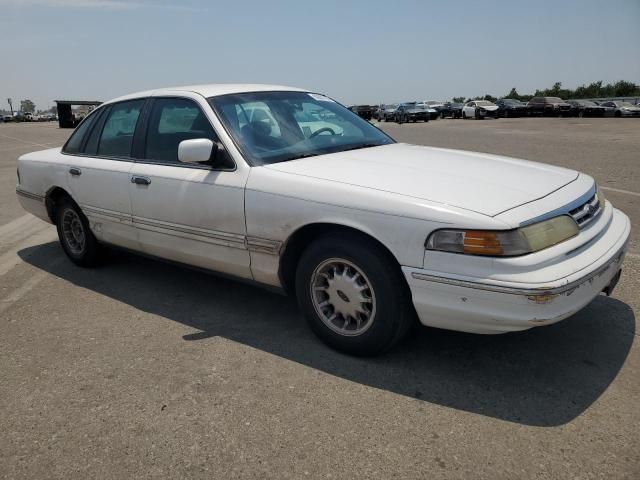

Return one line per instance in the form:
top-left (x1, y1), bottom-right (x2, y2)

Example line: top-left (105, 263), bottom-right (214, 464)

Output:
top-left (131, 175), bottom-right (151, 186)
top-left (69, 167), bottom-right (82, 176)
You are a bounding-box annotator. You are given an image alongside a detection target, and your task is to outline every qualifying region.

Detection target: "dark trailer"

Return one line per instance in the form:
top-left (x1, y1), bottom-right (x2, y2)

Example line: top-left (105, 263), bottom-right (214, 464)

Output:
top-left (54, 100), bottom-right (102, 128)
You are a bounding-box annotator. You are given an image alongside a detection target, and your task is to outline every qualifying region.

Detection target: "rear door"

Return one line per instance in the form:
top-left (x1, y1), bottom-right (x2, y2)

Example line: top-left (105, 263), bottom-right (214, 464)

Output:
top-left (128, 93), bottom-right (251, 279)
top-left (64, 99), bottom-right (145, 250)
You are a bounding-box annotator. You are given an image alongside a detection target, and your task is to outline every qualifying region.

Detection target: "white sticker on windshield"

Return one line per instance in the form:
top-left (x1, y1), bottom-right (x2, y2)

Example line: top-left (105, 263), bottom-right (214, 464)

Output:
top-left (308, 93), bottom-right (335, 102)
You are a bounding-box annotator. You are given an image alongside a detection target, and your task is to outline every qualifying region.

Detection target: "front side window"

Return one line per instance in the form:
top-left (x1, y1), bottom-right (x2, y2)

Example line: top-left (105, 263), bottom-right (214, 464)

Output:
top-left (97, 99), bottom-right (144, 158)
top-left (63, 109), bottom-right (101, 154)
top-left (209, 91), bottom-right (393, 165)
top-left (144, 97), bottom-right (218, 163)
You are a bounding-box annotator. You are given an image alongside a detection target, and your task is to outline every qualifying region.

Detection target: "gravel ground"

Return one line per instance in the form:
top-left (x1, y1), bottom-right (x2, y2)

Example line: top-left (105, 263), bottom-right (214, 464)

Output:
top-left (0, 119), bottom-right (638, 479)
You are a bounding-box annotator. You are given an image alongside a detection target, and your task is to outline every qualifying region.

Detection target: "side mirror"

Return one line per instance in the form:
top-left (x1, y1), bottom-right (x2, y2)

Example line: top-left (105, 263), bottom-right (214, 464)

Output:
top-left (178, 138), bottom-right (216, 164)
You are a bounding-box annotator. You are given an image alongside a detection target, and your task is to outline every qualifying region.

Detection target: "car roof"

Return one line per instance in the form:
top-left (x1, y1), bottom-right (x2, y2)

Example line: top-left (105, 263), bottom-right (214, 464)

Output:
top-left (105, 83), bottom-right (309, 104)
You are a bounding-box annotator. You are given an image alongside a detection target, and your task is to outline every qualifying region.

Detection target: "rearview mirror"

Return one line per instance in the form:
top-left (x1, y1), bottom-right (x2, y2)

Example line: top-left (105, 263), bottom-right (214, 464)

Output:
top-left (178, 138), bottom-right (216, 164)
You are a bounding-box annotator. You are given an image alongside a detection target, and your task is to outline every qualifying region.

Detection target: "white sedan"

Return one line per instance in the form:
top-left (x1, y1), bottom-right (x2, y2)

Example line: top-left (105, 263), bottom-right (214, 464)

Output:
top-left (462, 100), bottom-right (500, 119)
top-left (16, 84), bottom-right (630, 356)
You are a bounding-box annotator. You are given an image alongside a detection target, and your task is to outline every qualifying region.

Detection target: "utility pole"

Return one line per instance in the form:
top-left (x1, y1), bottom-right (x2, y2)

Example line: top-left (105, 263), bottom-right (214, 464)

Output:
top-left (7, 98), bottom-right (13, 115)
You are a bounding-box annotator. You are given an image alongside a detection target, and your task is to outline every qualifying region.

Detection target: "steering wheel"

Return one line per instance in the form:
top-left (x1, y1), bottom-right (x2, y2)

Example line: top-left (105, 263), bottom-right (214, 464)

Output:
top-left (309, 127), bottom-right (336, 138)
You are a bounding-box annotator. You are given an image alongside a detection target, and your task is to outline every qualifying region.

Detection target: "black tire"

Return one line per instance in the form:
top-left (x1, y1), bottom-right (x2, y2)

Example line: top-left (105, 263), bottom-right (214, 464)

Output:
top-left (55, 196), bottom-right (102, 267)
top-left (462, 111), bottom-right (467, 119)
top-left (295, 232), bottom-right (414, 356)
top-left (475, 109), bottom-right (482, 120)
top-left (615, 111), bottom-right (621, 118)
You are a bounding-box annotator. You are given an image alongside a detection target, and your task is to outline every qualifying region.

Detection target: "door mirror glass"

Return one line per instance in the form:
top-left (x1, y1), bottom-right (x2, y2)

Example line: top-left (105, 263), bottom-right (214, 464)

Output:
top-left (178, 138), bottom-right (215, 164)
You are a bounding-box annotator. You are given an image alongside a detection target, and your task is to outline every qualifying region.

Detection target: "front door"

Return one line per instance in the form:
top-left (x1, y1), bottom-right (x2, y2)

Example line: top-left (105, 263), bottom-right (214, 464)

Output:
top-left (128, 95), bottom-right (251, 279)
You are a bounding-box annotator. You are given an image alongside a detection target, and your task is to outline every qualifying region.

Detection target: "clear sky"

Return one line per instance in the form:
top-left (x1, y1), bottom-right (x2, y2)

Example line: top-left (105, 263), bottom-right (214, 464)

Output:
top-left (1, 0), bottom-right (639, 110)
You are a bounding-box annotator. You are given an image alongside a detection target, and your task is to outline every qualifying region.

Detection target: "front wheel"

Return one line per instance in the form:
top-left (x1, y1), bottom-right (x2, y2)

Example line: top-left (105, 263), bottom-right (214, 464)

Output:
top-left (295, 232), bottom-right (414, 356)
top-left (55, 197), bottom-right (102, 267)
top-left (462, 111), bottom-right (467, 119)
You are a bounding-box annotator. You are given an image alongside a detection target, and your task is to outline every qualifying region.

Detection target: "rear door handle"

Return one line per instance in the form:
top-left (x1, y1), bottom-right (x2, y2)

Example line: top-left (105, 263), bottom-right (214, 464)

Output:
top-left (69, 167), bottom-right (82, 176)
top-left (131, 175), bottom-right (151, 186)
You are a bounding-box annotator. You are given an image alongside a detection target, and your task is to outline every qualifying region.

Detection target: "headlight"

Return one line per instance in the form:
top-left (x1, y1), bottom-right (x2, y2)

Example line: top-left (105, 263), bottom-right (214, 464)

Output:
top-left (426, 215), bottom-right (579, 257)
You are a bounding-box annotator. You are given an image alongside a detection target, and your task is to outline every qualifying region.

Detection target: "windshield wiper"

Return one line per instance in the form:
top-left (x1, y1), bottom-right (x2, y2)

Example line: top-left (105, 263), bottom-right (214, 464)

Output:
top-left (340, 143), bottom-right (384, 152)
top-left (271, 152), bottom-right (321, 163)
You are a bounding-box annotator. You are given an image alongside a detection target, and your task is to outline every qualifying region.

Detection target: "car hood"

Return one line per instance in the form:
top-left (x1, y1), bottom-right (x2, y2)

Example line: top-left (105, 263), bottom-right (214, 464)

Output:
top-left (477, 105), bottom-right (499, 111)
top-left (264, 143), bottom-right (579, 217)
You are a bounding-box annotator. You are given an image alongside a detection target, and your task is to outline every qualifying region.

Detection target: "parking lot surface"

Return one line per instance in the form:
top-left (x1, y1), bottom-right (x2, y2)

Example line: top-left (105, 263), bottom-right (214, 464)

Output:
top-left (1, 119), bottom-right (638, 479)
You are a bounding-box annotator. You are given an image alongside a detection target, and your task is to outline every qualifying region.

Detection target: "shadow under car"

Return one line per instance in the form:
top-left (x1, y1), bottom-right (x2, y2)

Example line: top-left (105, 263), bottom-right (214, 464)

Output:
top-left (19, 241), bottom-right (635, 427)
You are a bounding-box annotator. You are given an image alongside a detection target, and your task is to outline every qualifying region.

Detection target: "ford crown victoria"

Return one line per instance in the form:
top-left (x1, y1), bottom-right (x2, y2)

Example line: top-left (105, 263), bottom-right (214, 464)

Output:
top-left (16, 84), bottom-right (630, 355)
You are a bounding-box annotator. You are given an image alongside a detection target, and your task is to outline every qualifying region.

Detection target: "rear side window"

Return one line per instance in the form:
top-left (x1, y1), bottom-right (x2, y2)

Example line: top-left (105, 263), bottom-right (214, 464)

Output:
top-left (97, 99), bottom-right (144, 158)
top-left (63, 111), bottom-right (100, 154)
top-left (144, 97), bottom-right (218, 164)
top-left (83, 107), bottom-right (108, 155)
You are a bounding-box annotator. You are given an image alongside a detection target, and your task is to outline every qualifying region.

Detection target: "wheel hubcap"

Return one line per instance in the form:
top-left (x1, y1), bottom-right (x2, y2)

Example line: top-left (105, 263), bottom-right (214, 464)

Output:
top-left (310, 258), bottom-right (376, 336)
top-left (61, 208), bottom-right (85, 255)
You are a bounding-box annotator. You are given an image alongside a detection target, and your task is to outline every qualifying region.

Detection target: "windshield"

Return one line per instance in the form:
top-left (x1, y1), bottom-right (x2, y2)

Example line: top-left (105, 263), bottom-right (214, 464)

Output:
top-left (502, 99), bottom-right (522, 104)
top-left (209, 91), bottom-right (394, 165)
top-left (546, 97), bottom-right (564, 103)
top-left (475, 100), bottom-right (494, 106)
top-left (618, 102), bottom-right (635, 107)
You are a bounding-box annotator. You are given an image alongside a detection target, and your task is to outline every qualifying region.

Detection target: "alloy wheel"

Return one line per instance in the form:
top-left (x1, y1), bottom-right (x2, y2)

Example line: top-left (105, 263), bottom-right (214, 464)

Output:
top-left (310, 258), bottom-right (376, 336)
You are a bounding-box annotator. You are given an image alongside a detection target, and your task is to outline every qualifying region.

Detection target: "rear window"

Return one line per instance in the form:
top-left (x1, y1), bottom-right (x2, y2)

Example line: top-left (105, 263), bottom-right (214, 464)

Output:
top-left (97, 99), bottom-right (144, 158)
top-left (62, 111), bottom-right (100, 154)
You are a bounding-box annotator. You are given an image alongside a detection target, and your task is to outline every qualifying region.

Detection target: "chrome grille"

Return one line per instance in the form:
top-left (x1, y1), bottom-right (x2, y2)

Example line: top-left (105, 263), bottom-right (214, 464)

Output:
top-left (568, 193), bottom-right (601, 228)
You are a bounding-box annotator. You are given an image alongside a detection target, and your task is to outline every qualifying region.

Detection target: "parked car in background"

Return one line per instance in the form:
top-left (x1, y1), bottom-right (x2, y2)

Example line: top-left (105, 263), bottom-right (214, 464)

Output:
top-left (439, 102), bottom-right (463, 119)
top-left (395, 103), bottom-right (430, 123)
top-left (423, 100), bottom-right (445, 111)
top-left (376, 104), bottom-right (398, 122)
top-left (349, 105), bottom-right (374, 120)
top-left (495, 98), bottom-right (529, 117)
top-left (599, 101), bottom-right (640, 117)
top-left (2, 114), bottom-right (13, 122)
top-left (462, 100), bottom-right (499, 119)
top-left (566, 100), bottom-right (606, 117)
top-left (527, 97), bottom-right (572, 116)
top-left (16, 84), bottom-right (630, 356)
top-left (415, 102), bottom-right (440, 120)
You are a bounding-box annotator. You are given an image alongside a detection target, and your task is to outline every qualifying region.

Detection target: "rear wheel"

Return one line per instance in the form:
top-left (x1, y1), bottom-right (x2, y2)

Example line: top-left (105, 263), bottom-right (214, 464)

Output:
top-left (295, 232), bottom-right (414, 356)
top-left (55, 197), bottom-right (102, 267)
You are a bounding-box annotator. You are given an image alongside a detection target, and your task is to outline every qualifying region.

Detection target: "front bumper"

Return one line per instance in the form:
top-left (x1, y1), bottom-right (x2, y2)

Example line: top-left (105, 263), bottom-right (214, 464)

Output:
top-left (403, 207), bottom-right (630, 334)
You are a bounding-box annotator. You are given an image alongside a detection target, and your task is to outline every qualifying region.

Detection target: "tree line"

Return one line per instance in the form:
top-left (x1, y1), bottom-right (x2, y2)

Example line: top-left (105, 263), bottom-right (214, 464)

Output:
top-left (452, 80), bottom-right (640, 103)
